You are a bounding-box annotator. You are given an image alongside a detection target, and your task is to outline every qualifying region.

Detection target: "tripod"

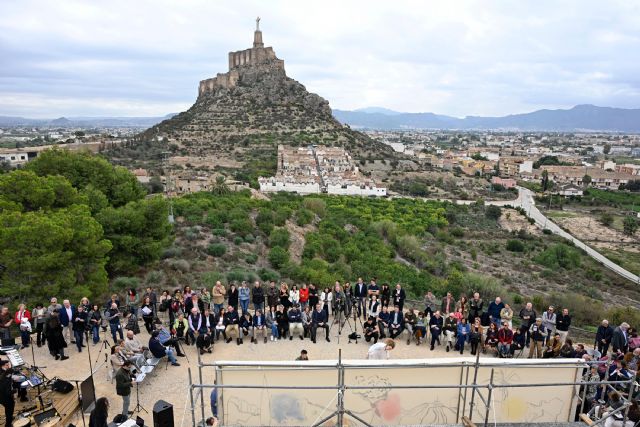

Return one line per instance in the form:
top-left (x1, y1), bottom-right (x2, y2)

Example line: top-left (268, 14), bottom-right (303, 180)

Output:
top-left (132, 378), bottom-right (148, 414)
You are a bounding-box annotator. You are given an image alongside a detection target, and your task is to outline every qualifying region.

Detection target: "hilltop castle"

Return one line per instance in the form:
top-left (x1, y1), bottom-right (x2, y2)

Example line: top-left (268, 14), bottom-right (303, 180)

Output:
top-left (198, 17), bottom-right (285, 96)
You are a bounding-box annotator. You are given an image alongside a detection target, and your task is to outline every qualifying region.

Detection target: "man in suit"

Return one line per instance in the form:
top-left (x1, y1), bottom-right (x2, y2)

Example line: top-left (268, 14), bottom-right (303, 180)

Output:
top-left (429, 311), bottom-right (444, 350)
top-left (59, 299), bottom-right (77, 344)
top-left (353, 278), bottom-right (368, 320)
top-left (389, 305), bottom-right (404, 339)
top-left (392, 284), bottom-right (406, 312)
top-left (311, 303), bottom-right (330, 343)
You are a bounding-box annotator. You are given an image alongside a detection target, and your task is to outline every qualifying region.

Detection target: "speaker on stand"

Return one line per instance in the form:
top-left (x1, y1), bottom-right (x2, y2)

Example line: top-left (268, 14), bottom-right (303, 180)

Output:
top-left (152, 400), bottom-right (174, 427)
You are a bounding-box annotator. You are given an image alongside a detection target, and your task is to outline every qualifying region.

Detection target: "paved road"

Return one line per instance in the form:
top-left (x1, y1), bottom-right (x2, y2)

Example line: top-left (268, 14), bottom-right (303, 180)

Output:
top-left (514, 186), bottom-right (639, 284)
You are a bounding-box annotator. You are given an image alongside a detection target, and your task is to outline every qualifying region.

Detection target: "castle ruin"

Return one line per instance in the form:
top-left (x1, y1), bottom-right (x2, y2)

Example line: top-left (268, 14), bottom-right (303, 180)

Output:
top-left (198, 17), bottom-right (285, 96)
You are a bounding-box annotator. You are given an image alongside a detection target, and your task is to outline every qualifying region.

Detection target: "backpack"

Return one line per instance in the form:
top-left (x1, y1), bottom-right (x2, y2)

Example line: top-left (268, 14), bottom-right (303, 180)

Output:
top-left (126, 314), bottom-right (140, 334)
top-left (52, 379), bottom-right (74, 394)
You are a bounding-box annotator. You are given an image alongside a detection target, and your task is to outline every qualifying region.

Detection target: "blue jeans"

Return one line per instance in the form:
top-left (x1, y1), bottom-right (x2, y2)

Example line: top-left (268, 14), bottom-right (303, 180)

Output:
top-left (92, 325), bottom-right (100, 344)
top-left (240, 299), bottom-right (249, 314)
top-left (166, 347), bottom-right (177, 364)
top-left (110, 323), bottom-right (123, 342)
top-left (214, 304), bottom-right (224, 316)
top-left (253, 302), bottom-right (264, 313)
top-left (74, 330), bottom-right (84, 351)
top-left (20, 330), bottom-right (30, 347)
top-left (270, 323), bottom-right (279, 338)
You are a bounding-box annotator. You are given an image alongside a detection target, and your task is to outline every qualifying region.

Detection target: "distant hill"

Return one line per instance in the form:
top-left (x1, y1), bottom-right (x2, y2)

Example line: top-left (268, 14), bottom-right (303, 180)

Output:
top-left (334, 104), bottom-right (640, 132)
top-left (0, 114), bottom-right (176, 128)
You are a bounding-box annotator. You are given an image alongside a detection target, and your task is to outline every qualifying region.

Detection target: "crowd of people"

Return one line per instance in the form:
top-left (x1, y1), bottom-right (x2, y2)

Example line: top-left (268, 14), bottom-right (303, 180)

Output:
top-left (2, 277), bottom-right (640, 425)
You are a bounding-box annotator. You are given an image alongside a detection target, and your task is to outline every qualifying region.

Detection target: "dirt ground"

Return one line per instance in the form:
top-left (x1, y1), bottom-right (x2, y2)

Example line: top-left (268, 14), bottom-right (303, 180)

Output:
top-left (13, 314), bottom-right (532, 426)
top-left (553, 215), bottom-right (640, 252)
top-left (498, 208), bottom-right (542, 236)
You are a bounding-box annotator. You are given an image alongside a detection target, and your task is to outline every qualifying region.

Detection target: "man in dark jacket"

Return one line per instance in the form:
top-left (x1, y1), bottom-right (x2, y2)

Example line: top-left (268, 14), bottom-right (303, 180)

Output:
top-left (288, 305), bottom-right (304, 340)
top-left (353, 278), bottom-right (368, 320)
top-left (72, 305), bottom-right (88, 352)
top-left (252, 309), bottom-right (267, 343)
top-left (223, 306), bottom-right (241, 345)
top-left (596, 319), bottom-right (614, 356)
top-left (266, 281), bottom-right (279, 310)
top-left (519, 302), bottom-right (536, 346)
top-left (612, 322), bottom-right (630, 355)
top-left (311, 303), bottom-right (330, 343)
top-left (556, 308), bottom-right (571, 344)
top-left (469, 293), bottom-right (483, 323)
top-left (0, 359), bottom-right (16, 427)
top-left (429, 311), bottom-right (444, 350)
top-left (389, 306), bottom-right (404, 340)
top-left (392, 284), bottom-right (406, 312)
top-left (252, 281), bottom-right (264, 313)
top-left (115, 360), bottom-right (133, 416)
top-left (487, 297), bottom-right (505, 325)
top-left (149, 331), bottom-right (180, 366)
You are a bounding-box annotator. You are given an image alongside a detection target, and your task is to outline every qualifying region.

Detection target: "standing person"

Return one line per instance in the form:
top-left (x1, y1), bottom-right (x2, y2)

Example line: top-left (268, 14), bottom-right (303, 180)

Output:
top-left (299, 284), bottom-right (309, 310)
top-left (320, 287), bottom-right (332, 318)
top-left (47, 297), bottom-right (63, 316)
top-left (308, 284), bottom-right (319, 312)
top-left (79, 297), bottom-right (91, 312)
top-left (423, 291), bottom-right (437, 318)
top-left (88, 397), bottom-right (109, 427)
top-left (59, 299), bottom-right (76, 344)
top-left (469, 318), bottom-right (483, 356)
top-left (367, 338), bottom-right (395, 360)
top-left (556, 308), bottom-right (571, 344)
top-left (353, 278), bottom-right (368, 320)
top-left (380, 283), bottom-right (391, 308)
top-left (596, 319), bottom-right (614, 356)
top-left (612, 322), bottom-right (631, 355)
top-left (528, 318), bottom-right (546, 359)
top-left (140, 297), bottom-right (154, 334)
top-left (143, 287), bottom-right (158, 317)
top-left (200, 288), bottom-right (212, 313)
top-left (125, 289), bottom-right (139, 316)
top-left (487, 297), bottom-right (505, 326)
top-left (456, 296), bottom-right (469, 323)
top-left (500, 304), bottom-right (514, 329)
top-left (440, 292), bottom-right (455, 316)
top-left (72, 305), bottom-right (88, 352)
top-left (89, 304), bottom-right (102, 345)
top-left (228, 284), bottom-right (239, 312)
top-left (367, 279), bottom-right (380, 303)
top-left (238, 282), bottom-right (251, 315)
top-left (46, 310), bottom-right (68, 360)
top-left (212, 281), bottom-right (227, 315)
top-left (251, 281), bottom-right (264, 313)
top-left (392, 284), bottom-right (406, 312)
top-left (279, 283), bottom-right (291, 309)
top-left (469, 293), bottom-right (483, 324)
top-left (107, 303), bottom-right (124, 343)
top-left (0, 359), bottom-right (17, 427)
top-left (14, 304), bottom-right (32, 348)
top-left (289, 285), bottom-right (300, 307)
top-left (518, 302), bottom-right (536, 347)
top-left (33, 303), bottom-right (47, 347)
top-left (541, 306), bottom-right (556, 345)
top-left (115, 360), bottom-right (133, 417)
top-left (266, 281), bottom-right (279, 311)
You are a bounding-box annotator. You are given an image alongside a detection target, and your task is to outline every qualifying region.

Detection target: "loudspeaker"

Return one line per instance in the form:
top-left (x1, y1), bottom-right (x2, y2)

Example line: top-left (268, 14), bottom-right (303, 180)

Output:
top-left (152, 400), bottom-right (174, 427)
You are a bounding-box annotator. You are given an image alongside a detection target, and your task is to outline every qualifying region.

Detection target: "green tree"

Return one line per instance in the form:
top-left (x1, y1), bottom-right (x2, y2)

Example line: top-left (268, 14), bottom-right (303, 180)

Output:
top-left (603, 144), bottom-right (611, 155)
top-left (485, 205), bottom-right (502, 220)
top-left (583, 175), bottom-right (592, 186)
top-left (623, 216), bottom-right (639, 236)
top-left (599, 212), bottom-right (614, 227)
top-left (541, 170), bottom-right (550, 192)
top-left (211, 176), bottom-right (230, 196)
top-left (269, 227), bottom-right (291, 249)
top-left (268, 247), bottom-right (289, 269)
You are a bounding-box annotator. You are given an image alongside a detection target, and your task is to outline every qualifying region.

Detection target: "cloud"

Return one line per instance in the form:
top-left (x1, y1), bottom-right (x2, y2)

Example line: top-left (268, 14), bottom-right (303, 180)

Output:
top-left (0, 0), bottom-right (639, 117)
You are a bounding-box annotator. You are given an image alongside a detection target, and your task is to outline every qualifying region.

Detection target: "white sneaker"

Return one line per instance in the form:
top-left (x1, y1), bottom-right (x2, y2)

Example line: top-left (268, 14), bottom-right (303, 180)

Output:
top-left (270, 336), bottom-right (274, 341)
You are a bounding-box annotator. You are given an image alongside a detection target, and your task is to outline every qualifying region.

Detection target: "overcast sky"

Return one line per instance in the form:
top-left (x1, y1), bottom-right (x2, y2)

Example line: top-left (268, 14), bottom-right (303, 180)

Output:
top-left (1, 0), bottom-right (639, 118)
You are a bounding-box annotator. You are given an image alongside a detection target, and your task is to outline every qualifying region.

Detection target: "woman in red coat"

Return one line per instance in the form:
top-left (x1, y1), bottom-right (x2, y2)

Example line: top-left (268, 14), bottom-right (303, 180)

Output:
top-left (14, 304), bottom-right (32, 348)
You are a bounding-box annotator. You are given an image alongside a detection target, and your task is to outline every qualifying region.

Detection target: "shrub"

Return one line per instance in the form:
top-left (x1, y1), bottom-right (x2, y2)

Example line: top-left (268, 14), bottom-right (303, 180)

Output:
top-left (230, 218), bottom-right (253, 234)
top-left (212, 228), bottom-right (228, 237)
top-left (506, 239), bottom-right (525, 252)
top-left (144, 270), bottom-right (165, 286)
top-left (542, 228), bottom-right (552, 235)
top-left (167, 258), bottom-right (191, 273)
top-left (606, 306), bottom-right (640, 329)
top-left (245, 253), bottom-right (258, 264)
top-left (513, 294), bottom-right (523, 305)
top-left (112, 276), bottom-right (140, 292)
top-left (233, 236), bottom-right (244, 245)
top-left (161, 247), bottom-right (182, 259)
top-left (258, 268), bottom-right (280, 282)
top-left (268, 247), bottom-right (289, 269)
top-left (303, 198), bottom-right (326, 217)
top-left (226, 268), bottom-right (258, 284)
top-left (600, 212), bottom-right (614, 227)
top-left (243, 234), bottom-right (255, 244)
top-left (485, 205), bottom-right (502, 220)
top-left (269, 227), bottom-right (291, 249)
top-left (533, 243), bottom-right (581, 270)
top-left (200, 271), bottom-right (225, 287)
top-left (450, 227), bottom-right (464, 238)
top-left (296, 208), bottom-right (314, 226)
top-left (207, 243), bottom-right (227, 257)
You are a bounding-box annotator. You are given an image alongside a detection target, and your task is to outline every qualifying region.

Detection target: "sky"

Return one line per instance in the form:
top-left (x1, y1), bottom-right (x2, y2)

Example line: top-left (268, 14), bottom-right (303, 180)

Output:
top-left (1, 0), bottom-right (639, 118)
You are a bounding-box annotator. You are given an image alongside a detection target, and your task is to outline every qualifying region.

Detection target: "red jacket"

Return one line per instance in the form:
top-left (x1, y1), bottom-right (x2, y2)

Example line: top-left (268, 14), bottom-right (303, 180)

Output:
top-left (498, 328), bottom-right (513, 344)
top-left (14, 309), bottom-right (31, 324)
top-left (299, 288), bottom-right (309, 303)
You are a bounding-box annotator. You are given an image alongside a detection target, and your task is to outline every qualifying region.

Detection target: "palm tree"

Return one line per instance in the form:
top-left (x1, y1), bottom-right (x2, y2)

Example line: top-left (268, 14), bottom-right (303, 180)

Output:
top-left (211, 175), bottom-right (230, 195)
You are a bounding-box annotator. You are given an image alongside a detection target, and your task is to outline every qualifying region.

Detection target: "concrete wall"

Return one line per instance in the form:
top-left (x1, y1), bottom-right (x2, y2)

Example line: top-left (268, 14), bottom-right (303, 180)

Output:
top-left (326, 183), bottom-right (387, 196)
top-left (259, 179), bottom-right (320, 194)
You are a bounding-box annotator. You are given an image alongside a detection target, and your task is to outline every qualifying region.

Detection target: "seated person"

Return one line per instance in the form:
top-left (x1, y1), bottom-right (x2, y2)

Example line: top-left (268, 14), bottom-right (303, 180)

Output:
top-left (457, 318), bottom-right (471, 355)
top-left (196, 308), bottom-right (216, 355)
top-left (377, 306), bottom-right (391, 339)
top-left (443, 312), bottom-right (457, 352)
top-left (511, 327), bottom-right (525, 356)
top-left (275, 304), bottom-right (289, 340)
top-left (214, 308), bottom-right (227, 342)
top-left (484, 323), bottom-right (499, 353)
top-left (173, 313), bottom-right (190, 344)
top-left (187, 307), bottom-right (202, 346)
top-left (389, 306), bottom-right (404, 339)
top-left (404, 309), bottom-right (417, 344)
top-left (155, 324), bottom-right (185, 357)
top-left (149, 330), bottom-right (180, 366)
top-left (364, 316), bottom-right (380, 344)
top-left (497, 323), bottom-right (513, 358)
top-left (559, 338), bottom-right (576, 358)
top-left (301, 306), bottom-right (312, 338)
top-left (240, 312), bottom-right (253, 339)
top-left (414, 312), bottom-right (427, 346)
top-left (429, 311), bottom-right (443, 351)
top-left (574, 343), bottom-right (587, 359)
top-left (117, 339), bottom-right (144, 369)
top-left (543, 333), bottom-right (562, 359)
top-left (223, 306), bottom-right (241, 345)
top-left (266, 307), bottom-right (278, 341)
top-left (252, 309), bottom-right (267, 343)
top-left (124, 330), bottom-right (151, 360)
top-left (311, 303), bottom-right (330, 343)
top-left (288, 304), bottom-right (304, 340)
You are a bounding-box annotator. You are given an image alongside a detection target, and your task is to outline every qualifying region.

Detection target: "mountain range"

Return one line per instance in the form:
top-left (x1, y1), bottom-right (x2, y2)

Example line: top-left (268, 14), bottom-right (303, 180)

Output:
top-left (333, 104), bottom-right (640, 132)
top-left (0, 114), bottom-right (175, 128)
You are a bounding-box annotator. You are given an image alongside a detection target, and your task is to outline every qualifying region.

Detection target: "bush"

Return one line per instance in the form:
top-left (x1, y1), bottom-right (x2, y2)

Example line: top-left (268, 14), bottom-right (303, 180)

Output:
top-left (200, 271), bottom-right (225, 287)
top-left (245, 253), bottom-right (258, 264)
top-left (112, 276), bottom-right (140, 292)
top-left (167, 258), bottom-right (191, 273)
top-left (606, 306), bottom-right (640, 329)
top-left (243, 234), bottom-right (255, 244)
top-left (207, 243), bottom-right (227, 257)
top-left (233, 236), bottom-right (244, 245)
top-left (144, 270), bottom-right (165, 286)
top-left (450, 227), bottom-right (464, 238)
top-left (485, 205), bottom-right (502, 220)
top-left (296, 208), bottom-right (314, 226)
top-left (600, 212), bottom-right (614, 227)
top-left (230, 218), bottom-right (253, 235)
top-left (268, 246), bottom-right (289, 269)
top-left (303, 198), bottom-right (326, 217)
top-left (269, 227), bottom-right (291, 249)
top-left (258, 268), bottom-right (280, 283)
top-left (212, 228), bottom-right (228, 237)
top-left (226, 268), bottom-right (258, 284)
top-left (542, 228), bottom-right (552, 235)
top-left (533, 243), bottom-right (581, 270)
top-left (161, 247), bottom-right (182, 259)
top-left (506, 239), bottom-right (525, 252)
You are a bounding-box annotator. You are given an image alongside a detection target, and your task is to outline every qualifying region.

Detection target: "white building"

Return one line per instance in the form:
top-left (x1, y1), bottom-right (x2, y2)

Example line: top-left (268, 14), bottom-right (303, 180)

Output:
top-left (519, 160), bottom-right (533, 174)
top-left (326, 182), bottom-right (387, 196)
top-left (258, 177), bottom-right (320, 194)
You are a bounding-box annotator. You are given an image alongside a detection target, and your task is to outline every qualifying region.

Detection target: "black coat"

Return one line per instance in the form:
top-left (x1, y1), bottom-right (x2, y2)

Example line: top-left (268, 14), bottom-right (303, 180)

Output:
top-left (252, 287), bottom-right (264, 305)
top-left (46, 318), bottom-right (66, 351)
top-left (228, 289), bottom-right (239, 307)
top-left (596, 325), bottom-right (614, 343)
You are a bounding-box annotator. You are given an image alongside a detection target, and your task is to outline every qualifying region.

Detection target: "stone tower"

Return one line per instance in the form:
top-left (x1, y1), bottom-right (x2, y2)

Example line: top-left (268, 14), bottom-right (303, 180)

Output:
top-left (198, 18), bottom-right (285, 96)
